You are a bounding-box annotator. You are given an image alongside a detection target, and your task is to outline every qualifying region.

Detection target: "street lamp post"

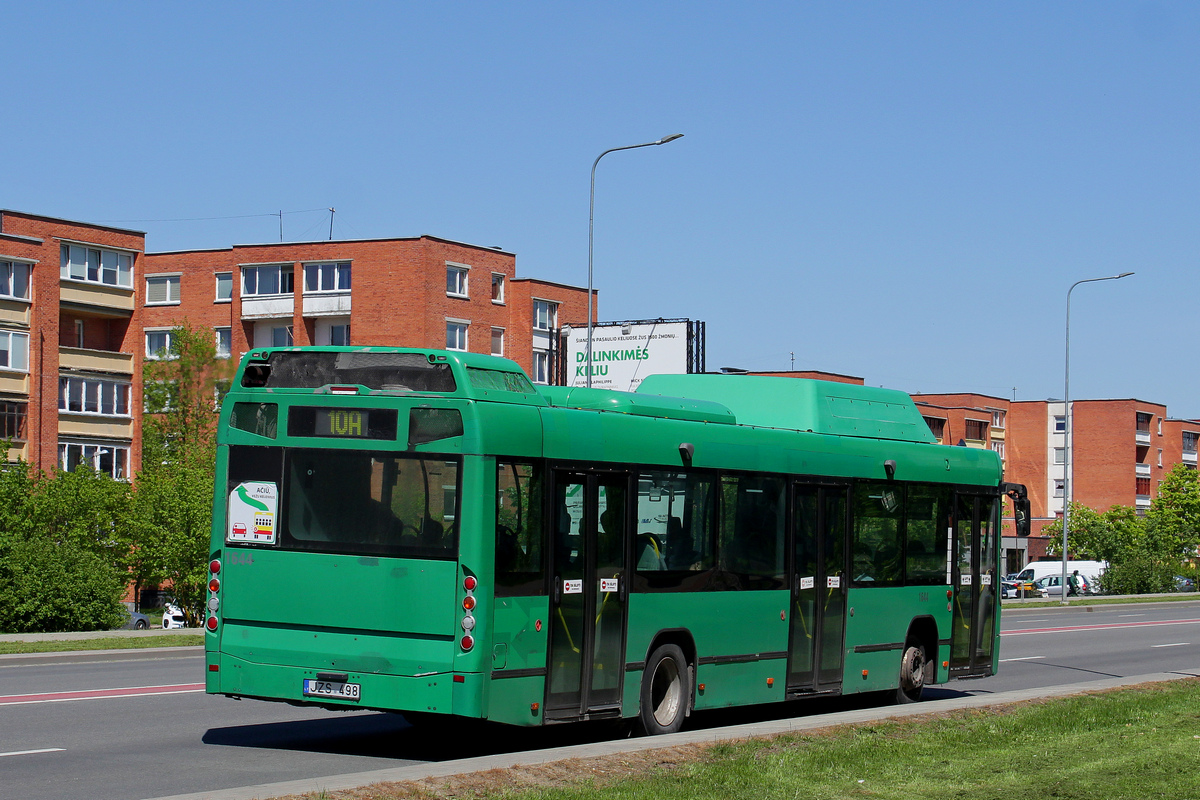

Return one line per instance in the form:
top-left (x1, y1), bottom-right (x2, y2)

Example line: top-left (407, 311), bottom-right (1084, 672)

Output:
top-left (1062, 271), bottom-right (1134, 603)
top-left (586, 133), bottom-right (684, 388)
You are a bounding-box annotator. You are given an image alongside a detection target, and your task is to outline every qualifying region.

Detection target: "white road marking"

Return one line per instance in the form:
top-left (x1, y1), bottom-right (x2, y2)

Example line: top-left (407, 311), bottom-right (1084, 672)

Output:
top-left (0, 748), bottom-right (65, 758)
top-left (999, 656), bottom-right (1045, 662)
top-left (1118, 614), bottom-right (1146, 618)
top-left (1151, 642), bottom-right (1190, 648)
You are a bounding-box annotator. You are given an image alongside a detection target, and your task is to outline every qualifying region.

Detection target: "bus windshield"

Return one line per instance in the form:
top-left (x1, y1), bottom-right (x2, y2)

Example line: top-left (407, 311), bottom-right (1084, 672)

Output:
top-left (240, 351), bottom-right (457, 392)
top-left (228, 445), bottom-right (459, 559)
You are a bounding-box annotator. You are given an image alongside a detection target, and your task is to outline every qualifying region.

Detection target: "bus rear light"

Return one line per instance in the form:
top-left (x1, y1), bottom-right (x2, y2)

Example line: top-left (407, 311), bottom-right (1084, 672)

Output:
top-left (461, 614), bottom-right (475, 631)
top-left (463, 575), bottom-right (477, 592)
top-left (208, 664), bottom-right (219, 672)
top-left (210, 560), bottom-right (221, 575)
top-left (206, 615), bottom-right (219, 632)
top-left (209, 578), bottom-right (220, 593)
top-left (462, 595), bottom-right (476, 611)
top-left (460, 634), bottom-right (474, 651)
top-left (453, 674), bottom-right (465, 683)
top-left (329, 385), bottom-right (359, 395)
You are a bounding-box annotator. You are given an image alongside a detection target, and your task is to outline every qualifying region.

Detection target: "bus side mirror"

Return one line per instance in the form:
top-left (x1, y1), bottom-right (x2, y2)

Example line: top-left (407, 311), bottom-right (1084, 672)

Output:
top-left (1014, 498), bottom-right (1030, 537)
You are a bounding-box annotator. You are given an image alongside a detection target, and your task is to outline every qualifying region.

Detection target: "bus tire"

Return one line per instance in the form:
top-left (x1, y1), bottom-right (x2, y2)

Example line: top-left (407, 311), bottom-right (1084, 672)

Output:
top-left (896, 640), bottom-right (927, 704)
top-left (637, 643), bottom-right (690, 736)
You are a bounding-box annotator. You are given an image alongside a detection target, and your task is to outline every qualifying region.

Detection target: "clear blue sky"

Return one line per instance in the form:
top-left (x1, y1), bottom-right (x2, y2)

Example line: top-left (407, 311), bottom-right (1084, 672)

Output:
top-left (7, 3), bottom-right (1198, 415)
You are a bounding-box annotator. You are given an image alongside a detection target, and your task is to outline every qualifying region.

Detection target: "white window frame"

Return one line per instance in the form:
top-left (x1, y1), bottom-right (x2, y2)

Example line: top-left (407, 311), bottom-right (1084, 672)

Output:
top-left (446, 319), bottom-right (469, 351)
top-left (329, 323), bottom-right (350, 346)
top-left (303, 261), bottom-right (351, 294)
top-left (0, 330), bottom-right (29, 372)
top-left (215, 272), bottom-right (233, 303)
top-left (271, 325), bottom-right (293, 347)
top-left (533, 299), bottom-right (558, 331)
top-left (1054, 479), bottom-right (1064, 497)
top-left (491, 327), bottom-right (504, 356)
top-left (58, 376), bottom-right (131, 417)
top-left (491, 273), bottom-right (505, 304)
top-left (241, 264), bottom-right (294, 297)
top-left (532, 350), bottom-right (550, 384)
top-left (446, 262), bottom-right (470, 298)
top-left (1054, 415), bottom-right (1066, 433)
top-left (0, 260), bottom-right (32, 301)
top-left (59, 243), bottom-right (134, 289)
top-left (145, 329), bottom-right (176, 360)
top-left (57, 440), bottom-right (130, 480)
top-left (145, 274), bottom-right (181, 305)
top-left (215, 327), bottom-right (232, 359)
top-left (988, 408), bottom-right (1005, 430)
top-left (1053, 447), bottom-right (1066, 465)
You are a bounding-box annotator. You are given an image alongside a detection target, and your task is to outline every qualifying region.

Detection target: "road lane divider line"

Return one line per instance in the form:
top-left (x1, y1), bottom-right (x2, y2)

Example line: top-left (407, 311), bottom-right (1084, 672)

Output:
top-left (0, 683), bottom-right (204, 706)
top-left (1151, 643), bottom-right (1190, 648)
top-left (1003, 618), bottom-right (1200, 636)
top-left (0, 748), bottom-right (65, 757)
top-left (999, 656), bottom-right (1046, 662)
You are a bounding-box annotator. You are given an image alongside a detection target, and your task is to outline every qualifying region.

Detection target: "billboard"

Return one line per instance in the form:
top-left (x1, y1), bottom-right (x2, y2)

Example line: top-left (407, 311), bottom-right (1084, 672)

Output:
top-left (563, 319), bottom-right (703, 391)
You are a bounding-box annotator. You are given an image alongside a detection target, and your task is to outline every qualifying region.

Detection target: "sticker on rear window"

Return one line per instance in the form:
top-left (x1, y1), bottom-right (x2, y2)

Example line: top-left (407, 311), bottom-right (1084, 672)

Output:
top-left (229, 482), bottom-right (278, 544)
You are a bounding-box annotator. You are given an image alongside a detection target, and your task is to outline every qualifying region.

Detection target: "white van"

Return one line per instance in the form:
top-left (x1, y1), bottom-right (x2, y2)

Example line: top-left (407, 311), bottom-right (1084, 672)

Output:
top-left (1016, 560), bottom-right (1105, 594)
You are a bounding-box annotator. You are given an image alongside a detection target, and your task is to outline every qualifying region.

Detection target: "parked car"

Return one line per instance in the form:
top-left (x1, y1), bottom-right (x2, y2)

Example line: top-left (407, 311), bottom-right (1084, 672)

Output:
top-left (161, 602), bottom-right (188, 629)
top-left (120, 608), bottom-right (150, 630)
top-left (1035, 573), bottom-right (1095, 597)
top-left (1175, 576), bottom-right (1196, 592)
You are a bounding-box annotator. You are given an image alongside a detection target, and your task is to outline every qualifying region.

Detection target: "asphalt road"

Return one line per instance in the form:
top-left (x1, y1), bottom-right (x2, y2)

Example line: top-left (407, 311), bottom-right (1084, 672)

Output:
top-left (2, 599), bottom-right (1198, 800)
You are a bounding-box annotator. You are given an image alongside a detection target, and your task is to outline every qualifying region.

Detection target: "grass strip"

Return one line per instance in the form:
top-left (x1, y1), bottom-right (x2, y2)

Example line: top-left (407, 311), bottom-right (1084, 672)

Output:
top-left (0, 635), bottom-right (201, 654)
top-left (292, 678), bottom-right (1200, 800)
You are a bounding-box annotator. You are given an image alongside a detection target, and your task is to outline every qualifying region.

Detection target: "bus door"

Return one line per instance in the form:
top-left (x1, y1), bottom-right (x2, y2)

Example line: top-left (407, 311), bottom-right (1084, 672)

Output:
top-left (787, 483), bottom-right (847, 695)
top-left (545, 470), bottom-right (629, 720)
top-left (949, 493), bottom-right (999, 676)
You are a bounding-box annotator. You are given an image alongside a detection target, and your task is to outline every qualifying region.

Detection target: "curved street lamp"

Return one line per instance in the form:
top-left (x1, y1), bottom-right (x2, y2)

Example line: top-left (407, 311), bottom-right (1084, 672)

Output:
top-left (586, 133), bottom-right (684, 388)
top-left (1062, 271), bottom-right (1134, 603)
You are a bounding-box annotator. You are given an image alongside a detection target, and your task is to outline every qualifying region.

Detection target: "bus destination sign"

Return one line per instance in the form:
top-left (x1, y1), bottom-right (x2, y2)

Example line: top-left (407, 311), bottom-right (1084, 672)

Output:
top-left (287, 406), bottom-right (399, 440)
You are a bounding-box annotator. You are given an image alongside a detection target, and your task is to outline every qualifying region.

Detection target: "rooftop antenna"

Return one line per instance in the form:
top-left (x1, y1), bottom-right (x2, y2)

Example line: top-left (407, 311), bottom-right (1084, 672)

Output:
top-left (328, 208), bottom-right (335, 240)
top-left (278, 210), bottom-right (283, 242)
top-left (790, 351), bottom-right (795, 371)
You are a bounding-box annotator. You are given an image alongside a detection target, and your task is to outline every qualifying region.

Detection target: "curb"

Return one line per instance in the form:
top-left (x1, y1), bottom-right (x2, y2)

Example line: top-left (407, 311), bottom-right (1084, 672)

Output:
top-left (144, 668), bottom-right (1200, 800)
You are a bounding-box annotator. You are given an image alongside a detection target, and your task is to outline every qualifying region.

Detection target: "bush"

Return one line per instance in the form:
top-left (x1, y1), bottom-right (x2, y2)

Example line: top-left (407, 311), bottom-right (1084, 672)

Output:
top-left (0, 537), bottom-right (125, 633)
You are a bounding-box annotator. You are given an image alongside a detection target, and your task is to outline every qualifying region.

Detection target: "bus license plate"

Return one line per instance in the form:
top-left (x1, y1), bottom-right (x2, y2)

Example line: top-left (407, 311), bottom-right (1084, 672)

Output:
top-left (303, 679), bottom-right (361, 701)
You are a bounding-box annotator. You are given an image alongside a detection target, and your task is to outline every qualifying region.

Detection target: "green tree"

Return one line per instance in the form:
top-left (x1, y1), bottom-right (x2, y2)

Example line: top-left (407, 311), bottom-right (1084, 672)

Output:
top-left (1147, 464), bottom-right (1200, 562)
top-left (136, 323), bottom-right (225, 620)
top-left (0, 462), bottom-right (129, 633)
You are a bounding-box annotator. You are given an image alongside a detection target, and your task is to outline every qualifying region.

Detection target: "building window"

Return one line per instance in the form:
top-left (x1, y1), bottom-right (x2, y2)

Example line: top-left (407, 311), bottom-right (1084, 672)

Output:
top-left (59, 244), bottom-right (133, 288)
top-left (992, 441), bottom-right (1005, 460)
top-left (1054, 415), bottom-right (1066, 433)
top-left (145, 330), bottom-right (175, 359)
top-left (1136, 412), bottom-right (1152, 434)
top-left (988, 408), bottom-right (1005, 429)
top-left (215, 327), bottom-right (232, 359)
top-left (58, 441), bottom-right (129, 480)
top-left (0, 401), bottom-right (27, 441)
top-left (329, 324), bottom-right (350, 346)
top-left (1158, 418), bottom-right (1163, 436)
top-left (492, 273), bottom-right (505, 304)
top-left (58, 377), bottom-right (130, 416)
top-left (491, 327), bottom-right (504, 356)
top-left (0, 261), bottom-right (31, 300)
top-left (533, 300), bottom-right (558, 331)
top-left (0, 330), bottom-right (29, 372)
top-left (447, 321), bottom-right (468, 351)
top-left (532, 350), bottom-right (550, 384)
top-left (271, 326), bottom-right (293, 347)
top-left (1184, 432), bottom-right (1198, 454)
top-left (304, 262), bottom-right (351, 293)
top-left (145, 275), bottom-right (181, 305)
top-left (1054, 479), bottom-right (1064, 498)
top-left (1158, 449), bottom-right (1164, 468)
top-left (242, 265), bottom-right (294, 296)
top-left (922, 416), bottom-right (945, 440)
top-left (1053, 447), bottom-right (1065, 465)
top-left (447, 264), bottom-right (469, 298)
top-left (74, 319), bottom-right (85, 348)
top-left (965, 419), bottom-right (988, 441)
top-left (215, 272), bottom-right (233, 302)
top-left (1136, 476), bottom-right (1151, 496)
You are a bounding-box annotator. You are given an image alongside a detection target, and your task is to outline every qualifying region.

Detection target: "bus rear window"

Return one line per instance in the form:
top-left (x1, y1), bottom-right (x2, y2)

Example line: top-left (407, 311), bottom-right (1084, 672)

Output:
top-left (241, 351), bottom-right (457, 393)
top-left (227, 445), bottom-right (459, 559)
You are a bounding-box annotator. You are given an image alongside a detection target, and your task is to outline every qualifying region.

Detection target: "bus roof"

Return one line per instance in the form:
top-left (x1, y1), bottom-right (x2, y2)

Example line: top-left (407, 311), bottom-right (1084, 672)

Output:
top-left (637, 374), bottom-right (937, 444)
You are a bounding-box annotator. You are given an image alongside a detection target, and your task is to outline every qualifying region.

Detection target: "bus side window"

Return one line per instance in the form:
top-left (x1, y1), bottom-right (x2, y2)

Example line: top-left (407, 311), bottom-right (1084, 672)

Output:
top-left (905, 486), bottom-right (951, 585)
top-left (496, 461), bottom-right (544, 596)
top-left (720, 475), bottom-right (786, 589)
top-left (852, 482), bottom-right (904, 586)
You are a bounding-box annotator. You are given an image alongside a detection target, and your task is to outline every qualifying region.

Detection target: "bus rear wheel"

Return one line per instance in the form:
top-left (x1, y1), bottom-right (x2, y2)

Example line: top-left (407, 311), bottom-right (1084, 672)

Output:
top-left (637, 644), bottom-right (690, 736)
top-left (896, 640), bottom-right (927, 704)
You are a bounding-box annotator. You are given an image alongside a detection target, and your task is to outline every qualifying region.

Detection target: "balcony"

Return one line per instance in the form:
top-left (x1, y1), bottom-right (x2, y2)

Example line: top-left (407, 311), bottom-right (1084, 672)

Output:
top-left (241, 295), bottom-right (294, 320)
top-left (302, 291), bottom-right (351, 317)
top-left (1135, 463), bottom-right (1152, 478)
top-left (1136, 494), bottom-right (1152, 509)
top-left (59, 347), bottom-right (134, 375)
top-left (1185, 451), bottom-right (1198, 466)
top-left (59, 280), bottom-right (134, 316)
top-left (1136, 429), bottom-right (1151, 446)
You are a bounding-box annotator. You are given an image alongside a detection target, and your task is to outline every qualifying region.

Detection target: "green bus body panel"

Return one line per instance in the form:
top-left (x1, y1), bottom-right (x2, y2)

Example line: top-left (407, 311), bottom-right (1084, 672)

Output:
top-left (638, 374), bottom-right (937, 444)
top-left (491, 596), bottom-right (549, 673)
top-left (220, 550), bottom-right (457, 659)
top-left (541, 386), bottom-right (736, 425)
top-left (841, 586), bottom-right (953, 692)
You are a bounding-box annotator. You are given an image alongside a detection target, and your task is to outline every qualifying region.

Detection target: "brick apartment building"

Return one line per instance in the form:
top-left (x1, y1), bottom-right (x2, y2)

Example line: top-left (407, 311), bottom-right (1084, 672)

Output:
top-left (0, 209), bottom-right (589, 479)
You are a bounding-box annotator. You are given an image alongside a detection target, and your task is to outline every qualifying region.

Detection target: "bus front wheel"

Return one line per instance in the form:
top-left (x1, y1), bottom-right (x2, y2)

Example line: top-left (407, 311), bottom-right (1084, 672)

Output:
top-left (637, 644), bottom-right (690, 736)
top-left (896, 640), bottom-right (926, 704)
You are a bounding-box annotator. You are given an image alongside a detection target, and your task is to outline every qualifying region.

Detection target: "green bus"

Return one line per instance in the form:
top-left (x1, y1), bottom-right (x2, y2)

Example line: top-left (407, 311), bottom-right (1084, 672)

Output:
top-left (204, 347), bottom-right (1027, 735)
